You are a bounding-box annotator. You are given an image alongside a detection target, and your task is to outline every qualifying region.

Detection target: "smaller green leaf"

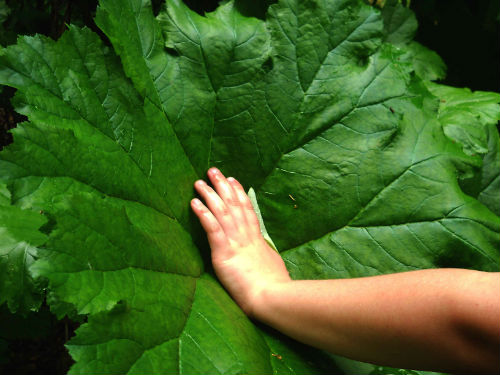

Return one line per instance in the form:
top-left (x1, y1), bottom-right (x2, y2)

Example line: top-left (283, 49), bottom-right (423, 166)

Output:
top-left (460, 123), bottom-right (500, 216)
top-left (426, 82), bottom-right (500, 156)
top-left (248, 187), bottom-right (278, 252)
top-left (0, 184), bottom-right (47, 314)
top-left (381, 0), bottom-right (417, 45)
top-left (403, 42), bottom-right (446, 81)
top-left (477, 124), bottom-right (500, 215)
top-left (380, 0), bottom-right (446, 81)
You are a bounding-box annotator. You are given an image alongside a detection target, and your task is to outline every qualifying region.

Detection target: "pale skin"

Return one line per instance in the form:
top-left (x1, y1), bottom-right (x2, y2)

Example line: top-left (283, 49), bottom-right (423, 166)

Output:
top-left (190, 167), bottom-right (500, 374)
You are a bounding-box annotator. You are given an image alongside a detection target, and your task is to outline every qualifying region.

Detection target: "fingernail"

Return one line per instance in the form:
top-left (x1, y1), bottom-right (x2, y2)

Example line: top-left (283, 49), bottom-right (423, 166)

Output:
top-left (209, 167), bottom-right (219, 175)
top-left (227, 177), bottom-right (235, 183)
top-left (192, 198), bottom-right (202, 207)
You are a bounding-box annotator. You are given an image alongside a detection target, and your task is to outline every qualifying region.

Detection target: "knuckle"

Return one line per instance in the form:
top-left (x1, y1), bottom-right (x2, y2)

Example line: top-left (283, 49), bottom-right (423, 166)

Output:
top-left (218, 205), bottom-right (231, 218)
top-left (232, 179), bottom-right (243, 190)
top-left (225, 196), bottom-right (238, 207)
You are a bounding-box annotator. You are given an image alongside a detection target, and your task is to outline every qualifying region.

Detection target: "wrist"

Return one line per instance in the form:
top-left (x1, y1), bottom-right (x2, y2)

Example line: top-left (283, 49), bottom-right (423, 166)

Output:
top-left (248, 280), bottom-right (293, 321)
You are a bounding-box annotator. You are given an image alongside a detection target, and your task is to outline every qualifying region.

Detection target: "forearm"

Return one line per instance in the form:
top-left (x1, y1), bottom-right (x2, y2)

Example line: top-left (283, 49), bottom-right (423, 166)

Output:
top-left (254, 268), bottom-right (500, 374)
top-left (191, 170), bottom-right (500, 374)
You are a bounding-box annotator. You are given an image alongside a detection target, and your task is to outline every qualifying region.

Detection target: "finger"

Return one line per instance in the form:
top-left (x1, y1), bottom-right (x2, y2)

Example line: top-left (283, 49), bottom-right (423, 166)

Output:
top-left (190, 198), bottom-right (230, 250)
top-left (226, 177), bottom-right (261, 237)
top-left (194, 179), bottom-right (236, 234)
top-left (207, 168), bottom-right (247, 235)
top-left (207, 168), bottom-right (239, 209)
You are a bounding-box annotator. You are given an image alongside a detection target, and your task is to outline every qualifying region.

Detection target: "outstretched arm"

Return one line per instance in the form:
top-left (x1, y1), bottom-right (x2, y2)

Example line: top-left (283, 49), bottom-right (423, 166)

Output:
top-left (190, 168), bottom-right (500, 374)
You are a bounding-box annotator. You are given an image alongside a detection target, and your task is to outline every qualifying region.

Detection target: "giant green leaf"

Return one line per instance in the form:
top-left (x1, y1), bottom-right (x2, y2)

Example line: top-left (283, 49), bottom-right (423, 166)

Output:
top-left (0, 0), bottom-right (498, 373)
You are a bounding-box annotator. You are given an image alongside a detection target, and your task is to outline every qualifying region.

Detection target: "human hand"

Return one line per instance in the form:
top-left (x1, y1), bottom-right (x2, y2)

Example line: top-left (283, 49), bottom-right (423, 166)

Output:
top-left (191, 168), bottom-right (291, 317)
